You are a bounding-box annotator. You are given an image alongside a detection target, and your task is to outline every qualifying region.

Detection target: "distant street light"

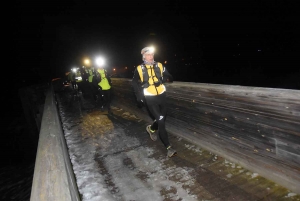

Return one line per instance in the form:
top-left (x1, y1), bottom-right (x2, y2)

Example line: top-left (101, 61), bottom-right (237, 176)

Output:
top-left (84, 59), bottom-right (90, 66)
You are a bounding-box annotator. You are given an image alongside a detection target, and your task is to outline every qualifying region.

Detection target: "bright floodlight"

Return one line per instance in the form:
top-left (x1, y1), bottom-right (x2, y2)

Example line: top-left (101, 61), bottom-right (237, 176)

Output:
top-left (72, 68), bottom-right (77, 72)
top-left (96, 57), bottom-right (105, 67)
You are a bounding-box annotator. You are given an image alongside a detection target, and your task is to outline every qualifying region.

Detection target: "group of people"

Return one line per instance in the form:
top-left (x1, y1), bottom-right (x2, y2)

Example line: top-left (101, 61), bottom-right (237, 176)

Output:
top-left (69, 65), bottom-right (113, 113)
top-left (68, 46), bottom-right (176, 157)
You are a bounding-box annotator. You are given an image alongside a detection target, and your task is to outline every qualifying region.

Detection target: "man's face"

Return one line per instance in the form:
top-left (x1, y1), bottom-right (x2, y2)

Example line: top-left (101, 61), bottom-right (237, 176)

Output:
top-left (144, 53), bottom-right (154, 63)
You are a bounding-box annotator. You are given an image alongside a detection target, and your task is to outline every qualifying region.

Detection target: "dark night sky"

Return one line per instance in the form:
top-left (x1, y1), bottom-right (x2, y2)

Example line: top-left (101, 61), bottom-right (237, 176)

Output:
top-left (10, 0), bottom-right (300, 89)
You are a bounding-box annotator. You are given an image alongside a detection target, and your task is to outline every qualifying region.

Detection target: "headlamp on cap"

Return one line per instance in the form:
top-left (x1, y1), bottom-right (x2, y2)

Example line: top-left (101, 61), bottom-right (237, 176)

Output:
top-left (141, 46), bottom-right (155, 55)
top-left (95, 57), bottom-right (105, 67)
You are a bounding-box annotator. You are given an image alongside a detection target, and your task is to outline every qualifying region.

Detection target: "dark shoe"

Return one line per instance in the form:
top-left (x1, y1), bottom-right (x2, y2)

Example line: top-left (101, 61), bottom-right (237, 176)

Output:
top-left (146, 125), bottom-right (157, 141)
top-left (167, 146), bottom-right (177, 157)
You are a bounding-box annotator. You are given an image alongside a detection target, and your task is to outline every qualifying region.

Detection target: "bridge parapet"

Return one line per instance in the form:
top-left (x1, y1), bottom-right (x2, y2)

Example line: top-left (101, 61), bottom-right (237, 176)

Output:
top-left (30, 84), bottom-right (80, 201)
top-left (111, 78), bottom-right (300, 194)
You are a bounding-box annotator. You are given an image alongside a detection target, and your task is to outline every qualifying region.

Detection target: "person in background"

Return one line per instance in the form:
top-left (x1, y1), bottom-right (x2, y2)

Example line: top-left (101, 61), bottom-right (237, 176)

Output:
top-left (70, 68), bottom-right (77, 90)
top-left (95, 57), bottom-right (112, 113)
top-left (74, 69), bottom-right (83, 93)
top-left (86, 67), bottom-right (98, 101)
top-left (79, 66), bottom-right (89, 94)
top-left (131, 46), bottom-right (176, 157)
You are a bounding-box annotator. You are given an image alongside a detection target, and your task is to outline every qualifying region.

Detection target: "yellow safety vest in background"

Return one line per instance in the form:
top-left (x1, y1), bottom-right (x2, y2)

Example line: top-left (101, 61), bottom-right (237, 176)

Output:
top-left (97, 69), bottom-right (111, 90)
top-left (88, 69), bottom-right (94, 83)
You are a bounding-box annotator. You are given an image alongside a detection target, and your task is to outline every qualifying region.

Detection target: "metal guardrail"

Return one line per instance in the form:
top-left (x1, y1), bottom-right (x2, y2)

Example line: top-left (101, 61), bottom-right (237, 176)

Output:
top-left (30, 84), bottom-right (80, 201)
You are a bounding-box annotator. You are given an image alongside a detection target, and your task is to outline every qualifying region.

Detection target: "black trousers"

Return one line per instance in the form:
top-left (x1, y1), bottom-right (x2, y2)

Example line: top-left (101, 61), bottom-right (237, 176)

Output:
top-left (101, 89), bottom-right (112, 109)
top-left (88, 82), bottom-right (99, 100)
top-left (71, 81), bottom-right (77, 89)
top-left (145, 92), bottom-right (170, 148)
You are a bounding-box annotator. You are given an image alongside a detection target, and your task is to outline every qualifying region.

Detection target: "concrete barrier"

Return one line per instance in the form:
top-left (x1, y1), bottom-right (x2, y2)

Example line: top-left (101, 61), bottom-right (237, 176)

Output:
top-left (111, 78), bottom-right (300, 194)
top-left (30, 85), bottom-right (80, 201)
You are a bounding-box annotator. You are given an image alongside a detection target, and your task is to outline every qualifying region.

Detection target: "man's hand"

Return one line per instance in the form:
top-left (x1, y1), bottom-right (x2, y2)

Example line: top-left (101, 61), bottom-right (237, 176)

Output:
top-left (136, 93), bottom-right (144, 105)
top-left (137, 96), bottom-right (143, 103)
top-left (136, 98), bottom-right (144, 108)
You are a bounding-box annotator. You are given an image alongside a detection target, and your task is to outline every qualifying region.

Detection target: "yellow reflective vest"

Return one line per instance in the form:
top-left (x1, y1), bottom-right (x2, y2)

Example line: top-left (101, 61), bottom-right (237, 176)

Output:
top-left (136, 62), bottom-right (166, 96)
top-left (97, 69), bottom-right (111, 90)
top-left (87, 69), bottom-right (94, 82)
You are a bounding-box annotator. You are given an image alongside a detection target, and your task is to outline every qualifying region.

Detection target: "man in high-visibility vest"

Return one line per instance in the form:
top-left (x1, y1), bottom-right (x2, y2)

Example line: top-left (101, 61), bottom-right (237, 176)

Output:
top-left (85, 66), bottom-right (98, 101)
top-left (131, 46), bottom-right (176, 157)
top-left (94, 57), bottom-right (112, 113)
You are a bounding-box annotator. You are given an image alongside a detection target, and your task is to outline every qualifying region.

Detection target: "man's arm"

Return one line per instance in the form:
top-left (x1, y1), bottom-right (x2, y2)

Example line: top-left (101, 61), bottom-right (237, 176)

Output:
top-left (162, 66), bottom-right (174, 83)
top-left (132, 67), bottom-right (144, 104)
top-left (105, 70), bottom-right (112, 86)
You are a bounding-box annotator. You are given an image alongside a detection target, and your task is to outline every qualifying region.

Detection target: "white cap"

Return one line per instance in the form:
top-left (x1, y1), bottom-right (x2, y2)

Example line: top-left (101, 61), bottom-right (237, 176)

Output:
top-left (141, 46), bottom-right (155, 55)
